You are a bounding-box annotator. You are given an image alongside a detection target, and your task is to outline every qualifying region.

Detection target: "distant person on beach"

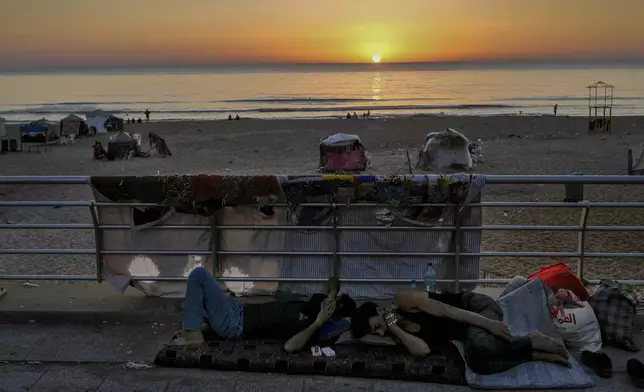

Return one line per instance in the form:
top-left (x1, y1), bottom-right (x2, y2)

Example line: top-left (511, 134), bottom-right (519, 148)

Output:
top-left (145, 109), bottom-right (151, 122)
top-left (137, 118), bottom-right (142, 124)
top-left (367, 110), bottom-right (371, 118)
top-left (554, 104), bottom-right (558, 116)
top-left (352, 112), bottom-right (358, 119)
top-left (228, 115), bottom-right (233, 121)
top-left (235, 114), bottom-right (240, 120)
top-left (346, 112), bottom-right (351, 119)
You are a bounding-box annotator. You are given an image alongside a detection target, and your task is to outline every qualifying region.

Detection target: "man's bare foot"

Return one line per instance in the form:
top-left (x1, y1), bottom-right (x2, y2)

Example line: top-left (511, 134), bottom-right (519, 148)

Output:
top-left (324, 276), bottom-right (340, 298)
top-left (533, 352), bottom-right (571, 367)
top-left (529, 332), bottom-right (568, 358)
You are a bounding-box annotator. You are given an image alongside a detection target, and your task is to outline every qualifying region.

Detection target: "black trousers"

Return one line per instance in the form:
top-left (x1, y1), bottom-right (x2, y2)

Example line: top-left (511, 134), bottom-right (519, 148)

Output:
top-left (462, 293), bottom-right (533, 375)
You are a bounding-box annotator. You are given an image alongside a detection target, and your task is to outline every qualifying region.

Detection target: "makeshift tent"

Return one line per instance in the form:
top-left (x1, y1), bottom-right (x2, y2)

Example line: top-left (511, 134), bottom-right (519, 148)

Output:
top-left (0, 117), bottom-right (6, 137)
top-left (105, 115), bottom-right (124, 131)
top-left (20, 118), bottom-right (50, 143)
top-left (319, 133), bottom-right (369, 172)
top-left (86, 109), bottom-right (110, 134)
top-left (417, 128), bottom-right (473, 172)
top-left (628, 142), bottom-right (644, 175)
top-left (60, 114), bottom-right (89, 137)
top-left (107, 131), bottom-right (140, 159)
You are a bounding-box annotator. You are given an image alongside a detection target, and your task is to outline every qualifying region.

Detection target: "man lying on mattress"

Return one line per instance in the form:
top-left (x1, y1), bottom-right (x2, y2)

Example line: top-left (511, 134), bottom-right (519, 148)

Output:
top-left (170, 267), bottom-right (352, 353)
top-left (350, 288), bottom-right (571, 375)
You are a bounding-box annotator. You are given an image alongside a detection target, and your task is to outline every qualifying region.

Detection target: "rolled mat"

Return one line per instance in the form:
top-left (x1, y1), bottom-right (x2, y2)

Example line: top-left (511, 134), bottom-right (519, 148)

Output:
top-left (155, 339), bottom-right (466, 385)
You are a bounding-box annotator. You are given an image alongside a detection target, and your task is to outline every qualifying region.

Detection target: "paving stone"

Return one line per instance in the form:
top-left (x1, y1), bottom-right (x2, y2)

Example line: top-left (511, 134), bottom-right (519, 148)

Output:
top-left (97, 368), bottom-right (169, 392)
top-left (0, 363), bottom-right (49, 392)
top-left (24, 324), bottom-right (139, 362)
top-left (165, 368), bottom-right (239, 392)
top-left (0, 324), bottom-right (52, 361)
top-left (29, 364), bottom-right (110, 392)
top-left (234, 372), bottom-right (305, 392)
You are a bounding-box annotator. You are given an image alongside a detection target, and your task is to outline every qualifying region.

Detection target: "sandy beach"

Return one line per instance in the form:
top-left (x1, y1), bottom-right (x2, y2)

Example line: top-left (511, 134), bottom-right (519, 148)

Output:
top-left (1, 115), bottom-right (644, 282)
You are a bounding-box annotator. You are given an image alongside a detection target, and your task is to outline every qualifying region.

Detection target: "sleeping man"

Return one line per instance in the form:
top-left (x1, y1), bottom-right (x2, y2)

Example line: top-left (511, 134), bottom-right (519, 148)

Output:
top-left (350, 288), bottom-right (570, 375)
top-left (170, 267), bottom-right (353, 353)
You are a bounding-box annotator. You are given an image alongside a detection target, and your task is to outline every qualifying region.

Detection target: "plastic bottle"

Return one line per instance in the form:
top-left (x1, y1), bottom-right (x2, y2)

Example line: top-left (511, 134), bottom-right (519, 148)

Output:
top-left (410, 279), bottom-right (417, 289)
top-left (424, 263), bottom-right (437, 293)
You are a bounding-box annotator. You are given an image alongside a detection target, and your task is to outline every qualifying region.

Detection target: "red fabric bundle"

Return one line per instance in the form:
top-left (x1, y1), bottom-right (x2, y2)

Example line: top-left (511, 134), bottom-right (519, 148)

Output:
top-left (528, 263), bottom-right (589, 301)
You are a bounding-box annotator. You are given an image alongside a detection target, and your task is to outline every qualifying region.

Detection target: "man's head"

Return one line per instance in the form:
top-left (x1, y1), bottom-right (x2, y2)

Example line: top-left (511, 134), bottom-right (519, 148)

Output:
top-left (351, 302), bottom-right (387, 337)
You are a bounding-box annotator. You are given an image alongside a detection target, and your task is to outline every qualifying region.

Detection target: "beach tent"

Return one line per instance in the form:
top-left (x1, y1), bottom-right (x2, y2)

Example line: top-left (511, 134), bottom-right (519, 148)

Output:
top-left (417, 128), bottom-right (473, 172)
top-left (319, 133), bottom-right (369, 172)
top-left (105, 115), bottom-right (124, 131)
top-left (60, 114), bottom-right (89, 137)
top-left (107, 131), bottom-right (140, 159)
top-left (86, 109), bottom-right (110, 134)
top-left (0, 117), bottom-right (6, 137)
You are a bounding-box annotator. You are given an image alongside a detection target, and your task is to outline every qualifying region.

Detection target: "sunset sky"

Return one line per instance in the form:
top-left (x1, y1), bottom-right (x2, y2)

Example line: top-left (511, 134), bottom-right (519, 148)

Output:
top-left (1, 0), bottom-right (643, 70)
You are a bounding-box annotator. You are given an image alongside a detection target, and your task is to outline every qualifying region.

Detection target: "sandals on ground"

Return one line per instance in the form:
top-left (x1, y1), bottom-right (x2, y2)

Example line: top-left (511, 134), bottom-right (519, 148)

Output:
top-left (580, 350), bottom-right (612, 378)
top-left (628, 358), bottom-right (644, 388)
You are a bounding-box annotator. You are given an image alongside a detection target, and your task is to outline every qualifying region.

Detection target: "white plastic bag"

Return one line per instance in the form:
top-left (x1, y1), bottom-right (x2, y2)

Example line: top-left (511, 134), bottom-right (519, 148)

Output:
top-left (552, 301), bottom-right (603, 354)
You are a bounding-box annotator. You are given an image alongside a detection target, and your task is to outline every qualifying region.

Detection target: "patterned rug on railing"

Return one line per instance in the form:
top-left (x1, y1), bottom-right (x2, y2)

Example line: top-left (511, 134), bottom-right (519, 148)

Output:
top-left (90, 174), bottom-right (481, 217)
top-left (155, 338), bottom-right (467, 385)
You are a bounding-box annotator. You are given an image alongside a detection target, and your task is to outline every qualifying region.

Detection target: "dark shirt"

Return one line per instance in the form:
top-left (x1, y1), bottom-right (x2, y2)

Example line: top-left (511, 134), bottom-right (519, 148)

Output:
top-left (242, 301), bottom-right (312, 340)
top-left (396, 291), bottom-right (469, 343)
top-left (242, 293), bottom-right (356, 341)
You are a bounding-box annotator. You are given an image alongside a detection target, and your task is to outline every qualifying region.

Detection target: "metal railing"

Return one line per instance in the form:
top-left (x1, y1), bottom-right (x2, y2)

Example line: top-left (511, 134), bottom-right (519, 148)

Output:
top-left (1, 175), bottom-right (644, 287)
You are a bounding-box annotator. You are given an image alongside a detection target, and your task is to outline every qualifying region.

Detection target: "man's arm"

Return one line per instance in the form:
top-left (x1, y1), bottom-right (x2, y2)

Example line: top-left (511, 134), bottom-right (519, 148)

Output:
top-left (283, 321), bottom-right (324, 353)
top-left (395, 289), bottom-right (509, 340)
top-left (387, 324), bottom-right (431, 356)
top-left (284, 297), bottom-right (336, 353)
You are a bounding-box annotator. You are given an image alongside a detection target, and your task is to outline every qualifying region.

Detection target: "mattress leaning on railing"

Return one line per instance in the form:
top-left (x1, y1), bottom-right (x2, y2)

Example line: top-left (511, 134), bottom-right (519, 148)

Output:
top-left (90, 174), bottom-right (485, 299)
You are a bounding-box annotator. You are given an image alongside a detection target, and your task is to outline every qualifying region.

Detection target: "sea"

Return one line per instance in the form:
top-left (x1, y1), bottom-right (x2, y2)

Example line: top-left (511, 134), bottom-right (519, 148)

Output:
top-left (0, 63), bottom-right (642, 123)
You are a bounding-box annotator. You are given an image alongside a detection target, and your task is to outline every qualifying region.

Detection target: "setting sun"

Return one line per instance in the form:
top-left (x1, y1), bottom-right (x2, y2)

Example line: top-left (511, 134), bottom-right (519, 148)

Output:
top-left (372, 55), bottom-right (382, 63)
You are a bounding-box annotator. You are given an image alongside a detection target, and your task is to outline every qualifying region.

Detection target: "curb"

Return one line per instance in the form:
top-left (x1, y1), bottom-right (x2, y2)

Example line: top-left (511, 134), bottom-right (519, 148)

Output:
top-left (0, 359), bottom-right (157, 367)
top-left (0, 310), bottom-right (181, 325)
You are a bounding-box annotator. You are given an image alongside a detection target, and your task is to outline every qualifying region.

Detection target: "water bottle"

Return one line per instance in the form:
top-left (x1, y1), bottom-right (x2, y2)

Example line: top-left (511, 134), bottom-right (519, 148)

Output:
top-left (410, 279), bottom-right (417, 289)
top-left (424, 263), bottom-right (437, 293)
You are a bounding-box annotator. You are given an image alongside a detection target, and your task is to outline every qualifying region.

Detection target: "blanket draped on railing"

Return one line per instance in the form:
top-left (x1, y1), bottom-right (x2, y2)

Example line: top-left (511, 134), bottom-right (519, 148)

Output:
top-left (90, 174), bottom-right (485, 299)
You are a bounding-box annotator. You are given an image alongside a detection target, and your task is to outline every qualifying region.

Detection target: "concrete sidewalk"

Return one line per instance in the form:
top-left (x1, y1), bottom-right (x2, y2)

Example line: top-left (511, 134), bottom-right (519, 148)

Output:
top-left (1, 281), bottom-right (643, 391)
top-left (1, 362), bottom-right (440, 392)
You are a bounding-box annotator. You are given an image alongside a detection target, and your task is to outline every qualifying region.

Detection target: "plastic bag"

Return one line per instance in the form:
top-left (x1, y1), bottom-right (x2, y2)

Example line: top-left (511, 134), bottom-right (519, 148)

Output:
top-left (552, 297), bottom-right (603, 354)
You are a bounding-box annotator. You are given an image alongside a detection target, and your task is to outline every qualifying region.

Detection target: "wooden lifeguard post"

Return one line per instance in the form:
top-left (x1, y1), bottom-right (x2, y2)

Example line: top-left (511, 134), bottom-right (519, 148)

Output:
top-left (587, 81), bottom-right (614, 133)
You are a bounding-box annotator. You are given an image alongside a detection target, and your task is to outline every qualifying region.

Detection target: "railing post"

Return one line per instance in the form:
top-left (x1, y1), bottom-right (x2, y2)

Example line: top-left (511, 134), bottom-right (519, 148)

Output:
top-left (453, 209), bottom-right (462, 292)
top-left (577, 203), bottom-right (590, 278)
top-left (89, 201), bottom-right (103, 283)
top-left (331, 203), bottom-right (340, 277)
top-left (210, 213), bottom-right (219, 276)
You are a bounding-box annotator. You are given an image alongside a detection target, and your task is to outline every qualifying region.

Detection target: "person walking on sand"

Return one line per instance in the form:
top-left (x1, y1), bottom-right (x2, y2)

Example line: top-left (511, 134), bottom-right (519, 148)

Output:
top-left (145, 109), bottom-right (151, 122)
top-left (553, 104), bottom-right (558, 116)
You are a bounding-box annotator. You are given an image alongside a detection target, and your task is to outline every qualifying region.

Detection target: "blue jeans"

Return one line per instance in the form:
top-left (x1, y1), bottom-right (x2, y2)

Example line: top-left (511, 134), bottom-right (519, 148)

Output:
top-left (182, 267), bottom-right (244, 339)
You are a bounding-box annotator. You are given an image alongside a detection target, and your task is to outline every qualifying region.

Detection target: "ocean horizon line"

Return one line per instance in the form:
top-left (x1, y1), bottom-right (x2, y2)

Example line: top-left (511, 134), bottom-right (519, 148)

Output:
top-left (2, 59), bottom-right (644, 75)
